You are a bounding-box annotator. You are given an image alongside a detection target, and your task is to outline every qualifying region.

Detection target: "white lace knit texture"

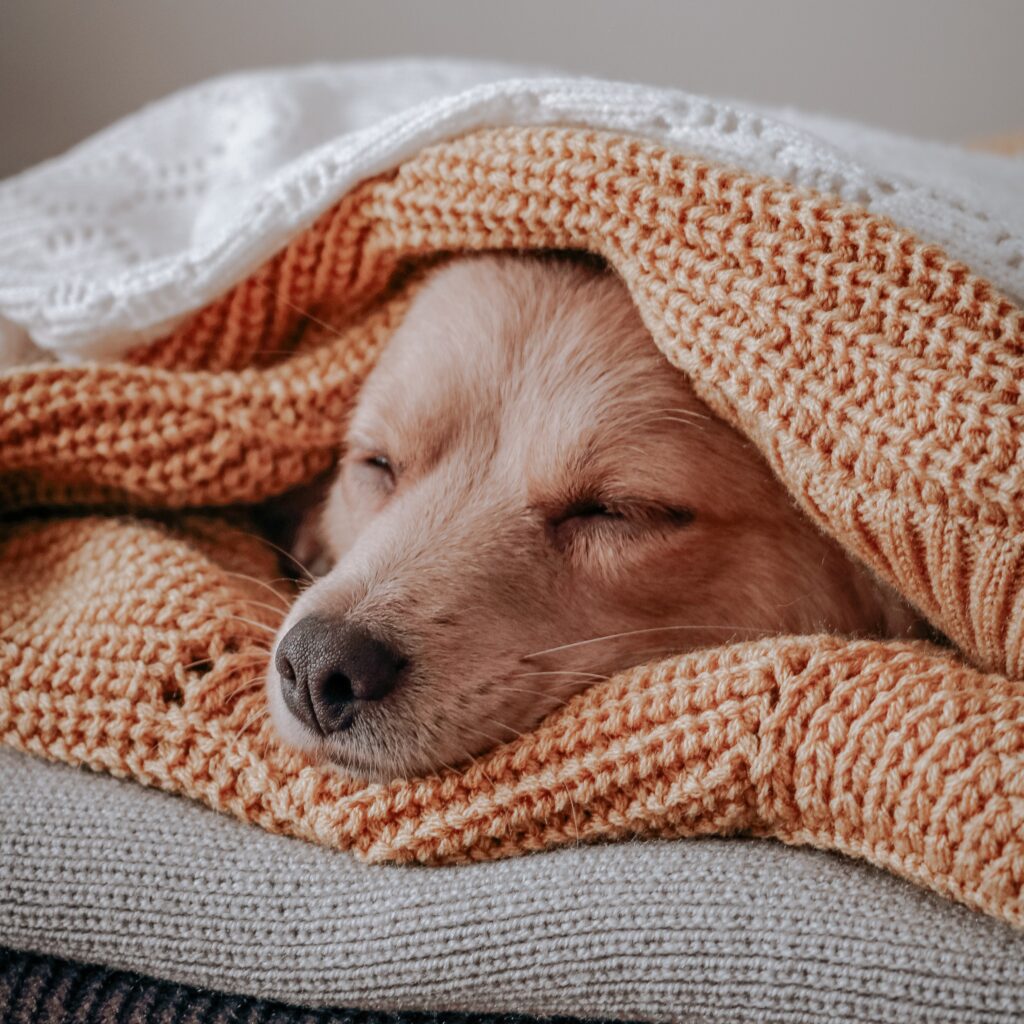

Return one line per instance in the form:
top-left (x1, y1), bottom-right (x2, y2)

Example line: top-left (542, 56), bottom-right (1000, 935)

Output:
top-left (0, 59), bottom-right (1021, 367)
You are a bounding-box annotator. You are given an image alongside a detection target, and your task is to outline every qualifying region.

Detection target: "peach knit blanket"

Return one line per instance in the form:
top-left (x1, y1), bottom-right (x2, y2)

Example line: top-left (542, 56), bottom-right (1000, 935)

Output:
top-left (1, 128), bottom-right (1022, 926)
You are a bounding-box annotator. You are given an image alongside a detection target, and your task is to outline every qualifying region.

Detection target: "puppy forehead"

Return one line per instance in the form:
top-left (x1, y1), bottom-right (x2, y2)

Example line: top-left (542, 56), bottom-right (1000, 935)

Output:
top-left (352, 256), bottom-right (681, 443)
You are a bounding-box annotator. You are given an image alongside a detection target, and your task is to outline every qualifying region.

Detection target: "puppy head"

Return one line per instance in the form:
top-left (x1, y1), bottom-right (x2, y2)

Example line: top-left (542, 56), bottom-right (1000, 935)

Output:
top-left (267, 254), bottom-right (914, 780)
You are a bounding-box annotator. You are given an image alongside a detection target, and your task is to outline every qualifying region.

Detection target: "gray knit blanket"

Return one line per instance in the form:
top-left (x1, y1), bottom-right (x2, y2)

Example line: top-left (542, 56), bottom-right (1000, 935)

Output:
top-left (1, 747), bottom-right (1022, 1023)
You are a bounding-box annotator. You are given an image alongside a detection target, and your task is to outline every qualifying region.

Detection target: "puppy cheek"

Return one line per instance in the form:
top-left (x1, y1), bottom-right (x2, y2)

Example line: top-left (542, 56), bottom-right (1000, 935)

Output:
top-left (321, 479), bottom-right (375, 565)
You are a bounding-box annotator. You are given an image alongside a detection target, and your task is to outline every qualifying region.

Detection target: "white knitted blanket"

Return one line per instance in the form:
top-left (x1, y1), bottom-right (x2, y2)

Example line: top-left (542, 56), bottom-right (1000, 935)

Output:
top-left (0, 59), bottom-right (1021, 368)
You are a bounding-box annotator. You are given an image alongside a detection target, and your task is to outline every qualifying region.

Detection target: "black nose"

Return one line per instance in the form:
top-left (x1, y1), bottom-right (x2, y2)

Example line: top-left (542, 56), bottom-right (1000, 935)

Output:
top-left (275, 616), bottom-right (406, 735)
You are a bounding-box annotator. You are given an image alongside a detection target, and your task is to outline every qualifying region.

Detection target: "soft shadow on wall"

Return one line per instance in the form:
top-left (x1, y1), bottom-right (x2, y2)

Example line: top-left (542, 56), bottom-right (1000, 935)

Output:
top-left (2, 0), bottom-right (1023, 177)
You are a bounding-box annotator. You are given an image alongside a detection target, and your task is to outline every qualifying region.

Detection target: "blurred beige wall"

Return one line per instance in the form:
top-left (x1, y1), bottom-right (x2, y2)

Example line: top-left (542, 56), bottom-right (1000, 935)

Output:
top-left (2, 0), bottom-right (1022, 178)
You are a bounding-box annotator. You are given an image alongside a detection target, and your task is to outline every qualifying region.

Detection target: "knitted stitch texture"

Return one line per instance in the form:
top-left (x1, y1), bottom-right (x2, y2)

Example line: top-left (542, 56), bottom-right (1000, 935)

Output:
top-left (1, 128), bottom-right (1022, 925)
top-left (5, 747), bottom-right (1024, 1022)
top-left (0, 946), bottom-right (624, 1024)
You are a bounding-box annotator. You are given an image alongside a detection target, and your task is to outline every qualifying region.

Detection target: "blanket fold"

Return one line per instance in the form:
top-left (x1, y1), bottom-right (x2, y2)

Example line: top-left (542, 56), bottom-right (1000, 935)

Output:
top-left (1, 127), bottom-right (1022, 926)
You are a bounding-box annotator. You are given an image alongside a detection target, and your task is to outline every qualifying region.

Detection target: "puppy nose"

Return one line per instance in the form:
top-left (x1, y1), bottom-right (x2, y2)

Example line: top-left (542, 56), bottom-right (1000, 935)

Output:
top-left (275, 615), bottom-right (406, 734)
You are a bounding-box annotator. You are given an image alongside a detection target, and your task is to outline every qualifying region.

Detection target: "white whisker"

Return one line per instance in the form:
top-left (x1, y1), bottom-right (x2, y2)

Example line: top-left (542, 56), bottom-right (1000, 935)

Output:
top-left (482, 715), bottom-right (528, 740)
top-left (252, 277), bottom-right (346, 340)
top-left (223, 571), bottom-right (294, 607)
top-left (435, 756), bottom-right (467, 779)
top-left (642, 414), bottom-right (708, 432)
top-left (509, 669), bottom-right (610, 681)
top-left (499, 685), bottom-right (574, 701)
top-left (563, 783), bottom-right (581, 846)
top-left (462, 723), bottom-right (512, 748)
top-left (236, 597), bottom-right (289, 620)
top-left (521, 624), bottom-right (770, 661)
top-left (218, 524), bottom-right (317, 583)
top-left (646, 405), bottom-right (711, 422)
top-left (218, 614), bottom-right (280, 636)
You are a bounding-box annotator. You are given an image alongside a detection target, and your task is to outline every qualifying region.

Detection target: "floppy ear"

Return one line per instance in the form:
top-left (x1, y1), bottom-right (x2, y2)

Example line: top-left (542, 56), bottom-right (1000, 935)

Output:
top-left (253, 470), bottom-right (335, 578)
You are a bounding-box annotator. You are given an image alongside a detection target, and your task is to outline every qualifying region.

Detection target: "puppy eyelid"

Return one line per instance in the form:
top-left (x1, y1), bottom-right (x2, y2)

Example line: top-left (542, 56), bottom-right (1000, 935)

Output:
top-left (347, 450), bottom-right (398, 492)
top-left (549, 500), bottom-right (695, 532)
top-left (364, 454), bottom-right (398, 487)
top-left (550, 499), bottom-right (622, 525)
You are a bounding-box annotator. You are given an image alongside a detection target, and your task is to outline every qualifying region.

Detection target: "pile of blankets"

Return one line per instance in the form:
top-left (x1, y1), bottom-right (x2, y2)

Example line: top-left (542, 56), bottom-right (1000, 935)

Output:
top-left (0, 59), bottom-right (1021, 1023)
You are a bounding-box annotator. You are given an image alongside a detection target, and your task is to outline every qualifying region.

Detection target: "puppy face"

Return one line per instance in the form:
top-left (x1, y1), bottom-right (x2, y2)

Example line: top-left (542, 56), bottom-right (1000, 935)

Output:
top-left (267, 254), bottom-right (914, 780)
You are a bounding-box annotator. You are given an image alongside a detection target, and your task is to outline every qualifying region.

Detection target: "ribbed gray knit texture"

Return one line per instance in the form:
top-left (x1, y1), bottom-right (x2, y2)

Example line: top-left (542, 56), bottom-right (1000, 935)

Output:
top-left (1, 747), bottom-right (1022, 1024)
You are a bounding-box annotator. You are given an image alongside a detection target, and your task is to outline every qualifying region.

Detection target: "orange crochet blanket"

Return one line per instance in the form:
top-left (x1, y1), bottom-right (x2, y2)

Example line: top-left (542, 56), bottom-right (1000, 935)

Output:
top-left (1, 128), bottom-right (1022, 926)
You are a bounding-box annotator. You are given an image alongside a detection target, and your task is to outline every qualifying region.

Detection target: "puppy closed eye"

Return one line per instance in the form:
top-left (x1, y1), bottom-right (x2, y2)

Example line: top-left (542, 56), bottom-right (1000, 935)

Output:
top-left (550, 499), bottom-right (694, 544)
top-left (351, 452), bottom-right (397, 494)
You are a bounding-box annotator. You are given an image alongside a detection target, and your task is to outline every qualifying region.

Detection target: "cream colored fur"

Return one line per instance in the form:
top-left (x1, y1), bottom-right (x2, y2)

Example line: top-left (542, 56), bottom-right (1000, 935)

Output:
top-left (268, 254), bottom-right (919, 779)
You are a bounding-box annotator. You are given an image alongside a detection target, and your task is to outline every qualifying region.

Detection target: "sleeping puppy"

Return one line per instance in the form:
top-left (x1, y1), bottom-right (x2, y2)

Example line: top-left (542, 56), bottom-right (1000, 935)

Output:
top-left (267, 254), bottom-right (919, 780)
